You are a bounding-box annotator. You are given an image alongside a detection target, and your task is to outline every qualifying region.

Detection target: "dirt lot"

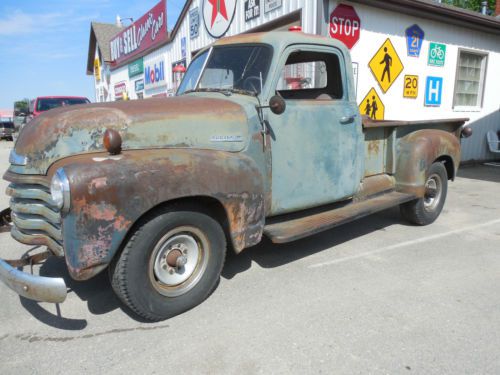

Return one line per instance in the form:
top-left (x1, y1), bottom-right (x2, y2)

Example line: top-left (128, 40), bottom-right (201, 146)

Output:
top-left (0, 139), bottom-right (499, 374)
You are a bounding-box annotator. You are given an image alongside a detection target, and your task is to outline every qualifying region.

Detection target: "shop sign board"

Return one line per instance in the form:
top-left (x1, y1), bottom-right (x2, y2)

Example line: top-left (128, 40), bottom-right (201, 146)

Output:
top-left (369, 38), bottom-right (404, 93)
top-left (428, 43), bottom-right (446, 67)
top-left (189, 7), bottom-right (200, 39)
top-left (405, 24), bottom-right (424, 57)
top-left (135, 79), bottom-right (145, 92)
top-left (114, 82), bottom-right (127, 98)
top-left (403, 75), bottom-right (419, 98)
top-left (128, 57), bottom-right (144, 78)
top-left (359, 88), bottom-right (385, 120)
top-left (94, 58), bottom-right (101, 81)
top-left (245, 0), bottom-right (260, 21)
top-left (329, 4), bottom-right (361, 50)
top-left (264, 0), bottom-right (282, 13)
top-left (144, 57), bottom-right (167, 90)
top-left (202, 0), bottom-right (237, 38)
top-left (425, 76), bottom-right (443, 106)
top-left (110, 0), bottom-right (168, 66)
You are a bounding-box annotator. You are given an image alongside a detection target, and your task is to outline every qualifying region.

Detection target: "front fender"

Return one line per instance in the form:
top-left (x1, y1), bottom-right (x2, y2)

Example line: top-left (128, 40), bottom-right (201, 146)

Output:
top-left (395, 129), bottom-right (460, 196)
top-left (52, 149), bottom-right (265, 280)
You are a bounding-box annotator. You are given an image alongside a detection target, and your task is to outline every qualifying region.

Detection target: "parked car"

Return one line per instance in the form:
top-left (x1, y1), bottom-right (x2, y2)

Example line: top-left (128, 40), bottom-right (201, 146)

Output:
top-left (0, 119), bottom-right (14, 141)
top-left (28, 96), bottom-right (90, 119)
top-left (1, 31), bottom-right (472, 321)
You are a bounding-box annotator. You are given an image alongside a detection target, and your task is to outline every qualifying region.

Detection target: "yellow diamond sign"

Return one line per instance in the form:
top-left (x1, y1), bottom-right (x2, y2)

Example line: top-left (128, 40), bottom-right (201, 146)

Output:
top-left (359, 88), bottom-right (385, 120)
top-left (369, 38), bottom-right (404, 93)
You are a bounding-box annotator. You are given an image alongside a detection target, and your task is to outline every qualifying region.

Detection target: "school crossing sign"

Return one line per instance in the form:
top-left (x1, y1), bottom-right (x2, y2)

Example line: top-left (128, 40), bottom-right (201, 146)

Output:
top-left (359, 88), bottom-right (385, 121)
top-left (369, 38), bottom-right (404, 93)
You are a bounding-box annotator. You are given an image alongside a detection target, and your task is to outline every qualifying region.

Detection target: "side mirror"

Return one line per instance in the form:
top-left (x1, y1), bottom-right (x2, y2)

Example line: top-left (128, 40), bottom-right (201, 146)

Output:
top-left (269, 95), bottom-right (286, 115)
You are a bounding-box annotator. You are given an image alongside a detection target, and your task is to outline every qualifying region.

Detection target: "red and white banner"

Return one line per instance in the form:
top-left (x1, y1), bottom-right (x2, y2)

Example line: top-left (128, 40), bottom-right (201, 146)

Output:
top-left (110, 0), bottom-right (168, 66)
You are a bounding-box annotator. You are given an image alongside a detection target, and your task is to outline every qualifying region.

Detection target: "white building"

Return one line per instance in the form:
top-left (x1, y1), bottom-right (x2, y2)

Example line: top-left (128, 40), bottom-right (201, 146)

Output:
top-left (87, 0), bottom-right (500, 162)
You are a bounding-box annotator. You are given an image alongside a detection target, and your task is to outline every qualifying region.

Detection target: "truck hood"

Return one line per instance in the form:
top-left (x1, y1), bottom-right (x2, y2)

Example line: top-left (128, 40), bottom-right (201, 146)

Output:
top-left (12, 96), bottom-right (251, 174)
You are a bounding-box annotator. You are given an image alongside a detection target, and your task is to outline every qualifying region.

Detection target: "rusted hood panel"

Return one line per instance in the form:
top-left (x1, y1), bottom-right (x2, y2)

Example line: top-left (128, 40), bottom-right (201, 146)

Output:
top-left (12, 96), bottom-right (250, 174)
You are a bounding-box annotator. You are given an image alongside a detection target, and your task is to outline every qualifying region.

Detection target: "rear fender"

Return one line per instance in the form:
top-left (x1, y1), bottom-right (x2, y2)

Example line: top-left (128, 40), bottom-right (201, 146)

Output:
top-left (53, 149), bottom-right (265, 280)
top-left (395, 129), bottom-right (460, 196)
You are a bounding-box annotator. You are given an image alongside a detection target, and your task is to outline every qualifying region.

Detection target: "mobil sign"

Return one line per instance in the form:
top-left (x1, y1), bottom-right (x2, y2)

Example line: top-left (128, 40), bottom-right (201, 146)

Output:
top-left (329, 4), bottom-right (361, 50)
top-left (144, 57), bottom-right (166, 90)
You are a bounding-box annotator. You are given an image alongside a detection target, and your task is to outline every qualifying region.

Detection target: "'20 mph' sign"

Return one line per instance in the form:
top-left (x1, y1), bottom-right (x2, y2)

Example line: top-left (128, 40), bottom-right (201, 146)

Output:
top-left (329, 4), bottom-right (361, 50)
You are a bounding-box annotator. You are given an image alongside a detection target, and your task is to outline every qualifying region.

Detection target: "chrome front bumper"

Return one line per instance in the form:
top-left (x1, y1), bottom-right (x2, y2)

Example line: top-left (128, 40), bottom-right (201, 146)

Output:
top-left (0, 252), bottom-right (67, 303)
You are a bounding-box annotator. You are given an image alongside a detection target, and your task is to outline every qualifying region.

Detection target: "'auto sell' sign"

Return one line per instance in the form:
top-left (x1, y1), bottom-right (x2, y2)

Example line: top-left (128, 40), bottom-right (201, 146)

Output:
top-left (329, 4), bottom-right (361, 50)
top-left (110, 0), bottom-right (168, 66)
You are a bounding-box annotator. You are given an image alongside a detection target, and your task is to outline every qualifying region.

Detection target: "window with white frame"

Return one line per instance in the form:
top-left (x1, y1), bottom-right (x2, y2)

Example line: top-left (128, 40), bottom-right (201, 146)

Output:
top-left (453, 50), bottom-right (488, 108)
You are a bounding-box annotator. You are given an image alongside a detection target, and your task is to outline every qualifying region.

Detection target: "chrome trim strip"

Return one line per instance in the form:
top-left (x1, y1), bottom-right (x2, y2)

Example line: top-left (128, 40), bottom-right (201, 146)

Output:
top-left (10, 199), bottom-right (61, 224)
top-left (11, 226), bottom-right (63, 256)
top-left (8, 149), bottom-right (27, 166)
top-left (6, 185), bottom-right (56, 207)
top-left (0, 259), bottom-right (67, 303)
top-left (12, 213), bottom-right (62, 241)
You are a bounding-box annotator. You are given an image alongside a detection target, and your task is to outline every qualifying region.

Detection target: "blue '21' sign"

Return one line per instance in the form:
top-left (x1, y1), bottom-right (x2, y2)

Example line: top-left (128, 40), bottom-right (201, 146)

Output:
top-left (406, 24), bottom-right (424, 57)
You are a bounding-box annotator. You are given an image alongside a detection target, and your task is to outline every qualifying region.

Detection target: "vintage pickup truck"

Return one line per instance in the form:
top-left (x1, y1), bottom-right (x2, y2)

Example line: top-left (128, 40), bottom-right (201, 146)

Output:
top-left (1, 32), bottom-right (471, 321)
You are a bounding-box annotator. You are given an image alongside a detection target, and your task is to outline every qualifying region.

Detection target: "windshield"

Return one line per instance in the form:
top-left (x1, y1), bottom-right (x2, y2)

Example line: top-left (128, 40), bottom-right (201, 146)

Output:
top-left (177, 45), bottom-right (273, 96)
top-left (36, 98), bottom-right (90, 112)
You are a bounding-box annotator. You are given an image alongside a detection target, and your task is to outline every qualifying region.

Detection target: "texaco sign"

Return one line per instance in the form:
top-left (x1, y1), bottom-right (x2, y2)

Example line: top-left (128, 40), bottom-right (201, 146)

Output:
top-left (203, 0), bottom-right (237, 38)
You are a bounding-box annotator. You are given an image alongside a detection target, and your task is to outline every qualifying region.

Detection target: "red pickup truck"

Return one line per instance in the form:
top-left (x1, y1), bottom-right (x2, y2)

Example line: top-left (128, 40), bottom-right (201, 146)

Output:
top-left (29, 96), bottom-right (90, 118)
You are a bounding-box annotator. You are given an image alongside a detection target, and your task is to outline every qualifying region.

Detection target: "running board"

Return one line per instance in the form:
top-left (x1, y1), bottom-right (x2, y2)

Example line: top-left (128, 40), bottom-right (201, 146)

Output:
top-left (263, 191), bottom-right (416, 243)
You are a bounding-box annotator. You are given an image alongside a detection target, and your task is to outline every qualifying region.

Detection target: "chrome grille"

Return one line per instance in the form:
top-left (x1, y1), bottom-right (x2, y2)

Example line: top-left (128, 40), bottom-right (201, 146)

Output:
top-left (6, 181), bottom-right (63, 256)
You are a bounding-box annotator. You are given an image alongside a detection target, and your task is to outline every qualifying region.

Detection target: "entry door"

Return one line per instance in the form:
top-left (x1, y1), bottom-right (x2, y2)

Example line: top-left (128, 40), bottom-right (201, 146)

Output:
top-left (267, 46), bottom-right (364, 215)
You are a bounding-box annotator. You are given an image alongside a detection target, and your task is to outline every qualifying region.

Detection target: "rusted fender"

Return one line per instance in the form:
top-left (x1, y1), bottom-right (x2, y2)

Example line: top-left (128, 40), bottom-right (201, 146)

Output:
top-left (52, 149), bottom-right (265, 281)
top-left (395, 129), bottom-right (460, 197)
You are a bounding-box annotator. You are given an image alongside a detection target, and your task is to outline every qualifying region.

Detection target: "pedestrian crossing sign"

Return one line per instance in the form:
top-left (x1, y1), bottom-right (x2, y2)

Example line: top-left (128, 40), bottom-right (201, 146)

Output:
top-left (368, 38), bottom-right (404, 93)
top-left (359, 88), bottom-right (385, 121)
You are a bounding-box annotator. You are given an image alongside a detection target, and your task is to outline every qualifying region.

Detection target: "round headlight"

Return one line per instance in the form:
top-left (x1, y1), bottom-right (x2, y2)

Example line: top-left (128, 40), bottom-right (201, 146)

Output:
top-left (50, 168), bottom-right (70, 212)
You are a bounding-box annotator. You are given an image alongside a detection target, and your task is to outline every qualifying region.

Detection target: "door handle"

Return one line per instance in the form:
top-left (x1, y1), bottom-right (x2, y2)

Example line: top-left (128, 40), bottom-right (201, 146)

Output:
top-left (340, 114), bottom-right (356, 124)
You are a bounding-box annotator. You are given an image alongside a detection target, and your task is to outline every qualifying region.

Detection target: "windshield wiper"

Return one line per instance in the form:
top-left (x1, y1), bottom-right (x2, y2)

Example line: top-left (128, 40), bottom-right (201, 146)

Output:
top-left (182, 88), bottom-right (258, 97)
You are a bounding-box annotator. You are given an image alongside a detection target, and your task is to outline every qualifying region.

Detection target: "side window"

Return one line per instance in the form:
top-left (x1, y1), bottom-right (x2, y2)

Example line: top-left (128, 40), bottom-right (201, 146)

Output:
top-left (276, 51), bottom-right (343, 100)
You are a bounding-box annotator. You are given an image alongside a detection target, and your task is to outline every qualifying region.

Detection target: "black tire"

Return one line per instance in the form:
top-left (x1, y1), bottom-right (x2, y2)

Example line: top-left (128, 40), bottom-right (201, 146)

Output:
top-left (400, 162), bottom-right (448, 225)
top-left (110, 208), bottom-right (226, 321)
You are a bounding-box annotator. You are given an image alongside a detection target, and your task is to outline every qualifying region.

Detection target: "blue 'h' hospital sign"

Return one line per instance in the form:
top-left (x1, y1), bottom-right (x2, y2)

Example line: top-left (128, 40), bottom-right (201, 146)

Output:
top-left (425, 76), bottom-right (443, 107)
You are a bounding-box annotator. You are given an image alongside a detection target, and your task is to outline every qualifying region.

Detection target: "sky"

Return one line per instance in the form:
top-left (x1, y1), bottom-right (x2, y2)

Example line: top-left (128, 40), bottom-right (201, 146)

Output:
top-left (0, 0), bottom-right (186, 109)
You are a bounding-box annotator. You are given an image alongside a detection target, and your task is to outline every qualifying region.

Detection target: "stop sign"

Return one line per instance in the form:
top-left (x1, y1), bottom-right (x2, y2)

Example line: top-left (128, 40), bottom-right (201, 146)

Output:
top-left (329, 4), bottom-right (361, 49)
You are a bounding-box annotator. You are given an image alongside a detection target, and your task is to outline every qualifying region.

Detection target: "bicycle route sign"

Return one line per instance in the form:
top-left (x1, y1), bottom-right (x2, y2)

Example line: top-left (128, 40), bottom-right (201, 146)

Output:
top-left (368, 38), bottom-right (404, 93)
top-left (405, 24), bottom-right (424, 57)
top-left (359, 87), bottom-right (385, 120)
top-left (428, 42), bottom-right (446, 67)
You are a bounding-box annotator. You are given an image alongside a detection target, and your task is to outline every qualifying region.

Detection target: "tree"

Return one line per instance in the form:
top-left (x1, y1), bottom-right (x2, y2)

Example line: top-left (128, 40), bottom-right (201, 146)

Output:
top-left (14, 99), bottom-right (29, 116)
top-left (442, 0), bottom-right (496, 14)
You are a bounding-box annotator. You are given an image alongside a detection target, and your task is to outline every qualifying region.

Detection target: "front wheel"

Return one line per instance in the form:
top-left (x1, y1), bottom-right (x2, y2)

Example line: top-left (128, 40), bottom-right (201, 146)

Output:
top-left (400, 162), bottom-right (448, 225)
top-left (110, 208), bottom-right (226, 321)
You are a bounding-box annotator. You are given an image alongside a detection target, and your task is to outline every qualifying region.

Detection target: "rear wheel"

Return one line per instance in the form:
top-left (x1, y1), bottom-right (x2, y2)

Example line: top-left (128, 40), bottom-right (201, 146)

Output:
top-left (110, 208), bottom-right (226, 321)
top-left (400, 162), bottom-right (448, 225)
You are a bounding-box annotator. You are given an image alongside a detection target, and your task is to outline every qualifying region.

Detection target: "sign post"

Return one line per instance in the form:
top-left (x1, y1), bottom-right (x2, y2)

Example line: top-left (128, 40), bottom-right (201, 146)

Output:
top-left (329, 4), bottom-right (361, 50)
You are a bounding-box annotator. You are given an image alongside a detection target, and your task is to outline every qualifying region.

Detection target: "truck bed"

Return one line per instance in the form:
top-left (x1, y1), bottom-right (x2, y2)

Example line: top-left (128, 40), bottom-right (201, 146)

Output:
top-left (362, 116), bottom-right (468, 178)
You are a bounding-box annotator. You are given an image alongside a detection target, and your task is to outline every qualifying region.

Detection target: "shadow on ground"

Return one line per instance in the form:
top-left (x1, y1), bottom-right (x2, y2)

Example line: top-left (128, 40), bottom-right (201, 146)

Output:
top-left (20, 206), bottom-right (405, 328)
top-left (458, 164), bottom-right (500, 183)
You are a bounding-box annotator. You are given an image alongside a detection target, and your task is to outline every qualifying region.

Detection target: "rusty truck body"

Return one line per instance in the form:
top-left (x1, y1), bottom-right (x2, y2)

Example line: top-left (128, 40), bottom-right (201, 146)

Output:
top-left (0, 32), bottom-right (470, 321)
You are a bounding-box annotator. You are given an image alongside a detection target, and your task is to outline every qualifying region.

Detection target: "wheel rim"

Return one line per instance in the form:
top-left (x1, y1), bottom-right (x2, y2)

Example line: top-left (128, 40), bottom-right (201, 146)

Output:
top-left (424, 173), bottom-right (442, 212)
top-left (149, 226), bottom-right (209, 297)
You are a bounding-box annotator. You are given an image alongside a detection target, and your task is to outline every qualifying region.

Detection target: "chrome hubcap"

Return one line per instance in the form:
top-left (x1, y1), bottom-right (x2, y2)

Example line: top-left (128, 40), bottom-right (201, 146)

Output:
top-left (424, 173), bottom-right (442, 212)
top-left (150, 227), bottom-right (208, 297)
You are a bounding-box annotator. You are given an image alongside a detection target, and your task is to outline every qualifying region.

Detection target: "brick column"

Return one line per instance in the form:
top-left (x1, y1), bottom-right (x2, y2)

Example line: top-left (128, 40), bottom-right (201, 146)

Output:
top-left (496, 0), bottom-right (500, 16)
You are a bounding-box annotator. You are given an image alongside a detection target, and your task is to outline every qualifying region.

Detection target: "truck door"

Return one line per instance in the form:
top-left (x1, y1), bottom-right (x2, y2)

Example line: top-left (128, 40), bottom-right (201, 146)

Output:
top-left (267, 45), bottom-right (364, 215)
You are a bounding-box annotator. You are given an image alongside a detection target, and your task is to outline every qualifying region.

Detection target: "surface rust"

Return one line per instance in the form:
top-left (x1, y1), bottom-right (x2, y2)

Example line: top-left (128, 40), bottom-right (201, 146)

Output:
top-left (48, 148), bottom-right (265, 280)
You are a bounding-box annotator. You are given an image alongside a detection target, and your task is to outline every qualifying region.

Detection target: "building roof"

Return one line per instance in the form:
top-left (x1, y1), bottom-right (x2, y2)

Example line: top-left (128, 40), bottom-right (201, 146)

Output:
top-left (86, 22), bottom-right (123, 75)
top-left (350, 0), bottom-right (500, 35)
